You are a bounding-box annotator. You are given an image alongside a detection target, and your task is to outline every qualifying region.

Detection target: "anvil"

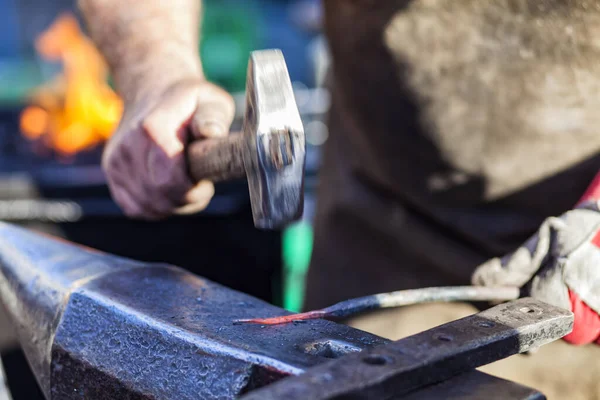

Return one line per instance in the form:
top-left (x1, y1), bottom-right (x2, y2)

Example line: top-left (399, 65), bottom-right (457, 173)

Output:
top-left (0, 223), bottom-right (572, 399)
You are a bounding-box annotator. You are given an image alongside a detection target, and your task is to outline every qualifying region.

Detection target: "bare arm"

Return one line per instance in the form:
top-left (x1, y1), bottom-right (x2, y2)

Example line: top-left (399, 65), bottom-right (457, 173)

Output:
top-left (78, 0), bottom-right (235, 218)
top-left (78, 0), bottom-right (202, 103)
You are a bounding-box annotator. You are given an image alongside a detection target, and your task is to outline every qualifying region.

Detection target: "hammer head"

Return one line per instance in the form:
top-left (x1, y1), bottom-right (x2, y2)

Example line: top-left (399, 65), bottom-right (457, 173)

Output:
top-left (241, 50), bottom-right (305, 229)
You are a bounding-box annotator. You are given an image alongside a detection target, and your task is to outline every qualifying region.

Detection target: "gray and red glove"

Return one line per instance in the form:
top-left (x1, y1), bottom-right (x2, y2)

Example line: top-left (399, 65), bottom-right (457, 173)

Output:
top-left (472, 175), bottom-right (600, 345)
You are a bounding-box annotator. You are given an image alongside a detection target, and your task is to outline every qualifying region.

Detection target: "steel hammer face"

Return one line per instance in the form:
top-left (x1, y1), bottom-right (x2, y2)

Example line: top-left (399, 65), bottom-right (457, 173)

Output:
top-left (242, 50), bottom-right (305, 229)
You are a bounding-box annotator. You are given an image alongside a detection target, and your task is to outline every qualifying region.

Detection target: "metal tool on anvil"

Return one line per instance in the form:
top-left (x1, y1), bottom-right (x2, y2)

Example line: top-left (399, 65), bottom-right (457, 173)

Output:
top-left (234, 285), bottom-right (521, 325)
top-left (0, 223), bottom-right (573, 399)
top-left (187, 49), bottom-right (305, 229)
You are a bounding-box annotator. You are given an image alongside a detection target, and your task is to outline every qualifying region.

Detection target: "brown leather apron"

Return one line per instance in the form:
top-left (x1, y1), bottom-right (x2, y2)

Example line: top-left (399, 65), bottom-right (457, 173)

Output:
top-left (305, 0), bottom-right (600, 309)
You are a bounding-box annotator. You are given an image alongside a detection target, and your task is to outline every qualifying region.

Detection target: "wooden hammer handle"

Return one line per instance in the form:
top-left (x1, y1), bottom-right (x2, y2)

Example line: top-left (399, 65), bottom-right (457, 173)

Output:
top-left (187, 134), bottom-right (246, 183)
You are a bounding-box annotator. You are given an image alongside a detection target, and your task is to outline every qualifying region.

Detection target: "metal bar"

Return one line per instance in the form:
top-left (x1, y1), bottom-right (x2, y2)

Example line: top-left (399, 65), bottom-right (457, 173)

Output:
top-left (240, 298), bottom-right (572, 400)
top-left (235, 286), bottom-right (520, 324)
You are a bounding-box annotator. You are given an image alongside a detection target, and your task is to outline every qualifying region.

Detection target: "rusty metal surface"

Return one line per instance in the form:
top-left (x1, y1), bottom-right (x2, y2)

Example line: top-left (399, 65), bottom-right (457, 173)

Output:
top-left (0, 222), bottom-right (387, 399)
top-left (240, 298), bottom-right (573, 400)
top-left (188, 133), bottom-right (247, 182)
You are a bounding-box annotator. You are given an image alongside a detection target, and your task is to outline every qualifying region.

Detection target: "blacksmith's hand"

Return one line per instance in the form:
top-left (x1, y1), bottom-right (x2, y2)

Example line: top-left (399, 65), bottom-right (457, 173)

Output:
top-left (81, 0), bottom-right (236, 220)
top-left (103, 78), bottom-right (235, 219)
top-left (473, 181), bottom-right (600, 345)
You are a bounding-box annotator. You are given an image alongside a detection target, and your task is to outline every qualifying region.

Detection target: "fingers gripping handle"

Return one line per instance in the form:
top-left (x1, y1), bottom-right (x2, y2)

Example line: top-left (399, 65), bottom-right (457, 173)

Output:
top-left (187, 134), bottom-right (246, 182)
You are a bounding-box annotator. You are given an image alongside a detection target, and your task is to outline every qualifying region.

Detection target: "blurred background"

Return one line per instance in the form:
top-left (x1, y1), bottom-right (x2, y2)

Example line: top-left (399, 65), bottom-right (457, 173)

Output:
top-left (0, 0), bottom-right (327, 397)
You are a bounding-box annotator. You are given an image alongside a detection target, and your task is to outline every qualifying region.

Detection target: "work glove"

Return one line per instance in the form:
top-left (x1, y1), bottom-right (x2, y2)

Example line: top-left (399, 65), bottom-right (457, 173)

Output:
top-left (472, 179), bottom-right (600, 345)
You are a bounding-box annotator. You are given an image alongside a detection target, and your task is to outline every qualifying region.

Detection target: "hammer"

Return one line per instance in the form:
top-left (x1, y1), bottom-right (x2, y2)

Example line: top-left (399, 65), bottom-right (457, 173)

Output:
top-left (186, 50), bottom-right (305, 229)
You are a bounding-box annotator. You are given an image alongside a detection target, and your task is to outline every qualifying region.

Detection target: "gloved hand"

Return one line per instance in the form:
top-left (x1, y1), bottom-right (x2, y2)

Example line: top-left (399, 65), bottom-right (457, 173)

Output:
top-left (103, 77), bottom-right (235, 219)
top-left (472, 196), bottom-right (600, 345)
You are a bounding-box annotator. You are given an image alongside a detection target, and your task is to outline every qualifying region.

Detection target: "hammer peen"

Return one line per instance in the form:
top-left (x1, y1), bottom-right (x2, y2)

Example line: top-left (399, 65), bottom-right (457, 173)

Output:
top-left (187, 49), bottom-right (305, 230)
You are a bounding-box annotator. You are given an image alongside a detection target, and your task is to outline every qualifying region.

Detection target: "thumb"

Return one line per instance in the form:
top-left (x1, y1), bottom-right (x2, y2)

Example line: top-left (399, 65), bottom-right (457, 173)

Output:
top-left (191, 82), bottom-right (236, 139)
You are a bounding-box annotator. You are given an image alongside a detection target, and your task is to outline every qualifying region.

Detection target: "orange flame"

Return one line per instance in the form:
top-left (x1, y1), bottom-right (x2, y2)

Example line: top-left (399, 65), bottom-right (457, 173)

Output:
top-left (20, 13), bottom-right (123, 156)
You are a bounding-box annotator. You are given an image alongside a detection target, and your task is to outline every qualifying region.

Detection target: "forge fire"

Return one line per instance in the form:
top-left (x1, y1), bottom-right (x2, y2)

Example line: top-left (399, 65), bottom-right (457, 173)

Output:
top-left (19, 13), bottom-right (122, 157)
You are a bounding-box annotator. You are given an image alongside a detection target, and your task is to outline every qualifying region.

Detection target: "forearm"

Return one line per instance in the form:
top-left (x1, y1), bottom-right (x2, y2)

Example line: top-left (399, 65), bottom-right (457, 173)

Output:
top-left (78, 0), bottom-right (203, 104)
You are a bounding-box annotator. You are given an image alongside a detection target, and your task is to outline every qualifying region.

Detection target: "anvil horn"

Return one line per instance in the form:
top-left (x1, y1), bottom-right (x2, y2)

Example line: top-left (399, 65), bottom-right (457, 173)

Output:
top-left (0, 222), bottom-right (147, 397)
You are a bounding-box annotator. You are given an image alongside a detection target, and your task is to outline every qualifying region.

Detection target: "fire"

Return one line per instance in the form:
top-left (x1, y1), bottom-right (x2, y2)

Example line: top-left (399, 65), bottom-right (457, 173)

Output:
top-left (20, 13), bottom-right (123, 156)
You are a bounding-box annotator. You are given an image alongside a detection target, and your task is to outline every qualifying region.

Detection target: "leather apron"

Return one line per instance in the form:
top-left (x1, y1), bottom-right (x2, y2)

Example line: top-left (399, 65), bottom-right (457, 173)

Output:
top-left (305, 0), bottom-right (600, 309)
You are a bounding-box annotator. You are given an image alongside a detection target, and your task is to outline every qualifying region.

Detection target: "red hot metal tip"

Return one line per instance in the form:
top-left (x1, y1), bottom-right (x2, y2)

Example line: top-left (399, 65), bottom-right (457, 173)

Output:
top-left (233, 310), bottom-right (327, 325)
